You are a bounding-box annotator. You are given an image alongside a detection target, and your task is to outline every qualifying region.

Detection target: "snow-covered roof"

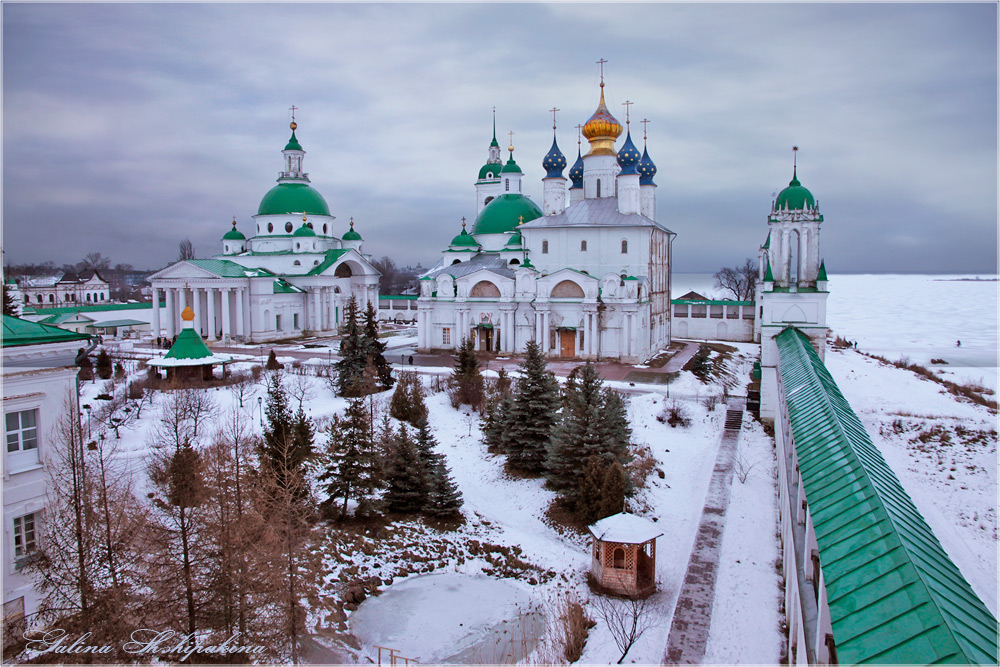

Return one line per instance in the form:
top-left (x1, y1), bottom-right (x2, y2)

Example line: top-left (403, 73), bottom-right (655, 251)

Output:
top-left (423, 253), bottom-right (515, 281)
top-left (148, 353), bottom-right (234, 368)
top-left (588, 512), bottom-right (663, 544)
top-left (520, 197), bottom-right (674, 234)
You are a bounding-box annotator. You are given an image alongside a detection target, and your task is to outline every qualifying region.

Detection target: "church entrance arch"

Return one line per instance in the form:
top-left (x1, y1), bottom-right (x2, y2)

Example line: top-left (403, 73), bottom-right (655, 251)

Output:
top-left (470, 280), bottom-right (501, 298)
top-left (551, 280), bottom-right (585, 299)
top-left (335, 263), bottom-right (353, 278)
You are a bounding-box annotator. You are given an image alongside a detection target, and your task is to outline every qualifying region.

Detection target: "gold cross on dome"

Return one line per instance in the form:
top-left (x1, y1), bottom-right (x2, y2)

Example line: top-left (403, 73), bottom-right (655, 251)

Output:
top-left (518, 215), bottom-right (524, 225)
top-left (508, 130), bottom-right (515, 152)
top-left (640, 118), bottom-right (650, 141)
top-left (575, 123), bottom-right (583, 145)
top-left (461, 216), bottom-right (467, 228)
top-left (549, 107), bottom-right (560, 130)
top-left (622, 100), bottom-right (633, 125)
top-left (289, 105), bottom-right (298, 122)
top-left (597, 58), bottom-right (608, 84)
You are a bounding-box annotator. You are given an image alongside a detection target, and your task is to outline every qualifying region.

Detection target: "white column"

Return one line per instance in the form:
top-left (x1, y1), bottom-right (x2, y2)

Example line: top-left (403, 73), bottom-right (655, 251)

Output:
top-left (798, 229), bottom-right (808, 285)
top-left (151, 287), bottom-right (161, 339)
top-left (206, 287), bottom-right (217, 340)
top-left (192, 288), bottom-right (203, 336)
top-left (235, 287), bottom-right (245, 337)
top-left (165, 288), bottom-right (175, 338)
top-left (221, 288), bottom-right (231, 339)
top-left (313, 288), bottom-right (321, 331)
top-left (542, 311), bottom-right (550, 353)
top-left (781, 228), bottom-right (791, 284)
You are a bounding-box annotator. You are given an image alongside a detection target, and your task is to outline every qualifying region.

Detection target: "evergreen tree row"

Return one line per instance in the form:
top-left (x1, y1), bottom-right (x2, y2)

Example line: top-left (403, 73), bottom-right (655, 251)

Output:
top-left (335, 295), bottom-right (394, 397)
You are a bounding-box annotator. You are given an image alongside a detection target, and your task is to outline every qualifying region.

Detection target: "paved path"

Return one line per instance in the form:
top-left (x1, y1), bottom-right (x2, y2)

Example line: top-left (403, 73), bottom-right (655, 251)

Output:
top-left (664, 399), bottom-right (745, 664)
top-left (662, 341), bottom-right (701, 373)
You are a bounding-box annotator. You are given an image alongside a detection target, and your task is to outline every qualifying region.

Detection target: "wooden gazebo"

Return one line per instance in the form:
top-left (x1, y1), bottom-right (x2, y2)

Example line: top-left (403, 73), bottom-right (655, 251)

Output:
top-left (148, 306), bottom-right (232, 382)
top-left (588, 512), bottom-right (663, 599)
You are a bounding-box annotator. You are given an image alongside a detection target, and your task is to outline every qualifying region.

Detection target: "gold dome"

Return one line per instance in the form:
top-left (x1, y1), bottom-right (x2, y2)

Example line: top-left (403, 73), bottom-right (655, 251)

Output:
top-left (582, 84), bottom-right (622, 156)
top-left (181, 306), bottom-right (195, 322)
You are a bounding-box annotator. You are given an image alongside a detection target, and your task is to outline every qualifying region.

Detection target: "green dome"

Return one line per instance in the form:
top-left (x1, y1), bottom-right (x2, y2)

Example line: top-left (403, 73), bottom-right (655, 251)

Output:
top-left (293, 223), bottom-right (316, 237)
top-left (505, 231), bottom-right (523, 246)
top-left (450, 227), bottom-right (480, 247)
top-left (223, 222), bottom-right (246, 240)
top-left (284, 130), bottom-right (303, 151)
top-left (342, 228), bottom-right (362, 241)
top-left (774, 167), bottom-right (815, 211)
top-left (478, 162), bottom-right (503, 181)
top-left (472, 194), bottom-right (541, 235)
top-left (258, 182), bottom-right (331, 216)
top-left (500, 157), bottom-right (522, 174)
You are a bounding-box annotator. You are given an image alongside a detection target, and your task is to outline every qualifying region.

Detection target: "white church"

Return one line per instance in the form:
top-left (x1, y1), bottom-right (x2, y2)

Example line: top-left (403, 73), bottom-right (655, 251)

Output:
top-left (148, 119), bottom-right (381, 343)
top-left (416, 73), bottom-right (675, 363)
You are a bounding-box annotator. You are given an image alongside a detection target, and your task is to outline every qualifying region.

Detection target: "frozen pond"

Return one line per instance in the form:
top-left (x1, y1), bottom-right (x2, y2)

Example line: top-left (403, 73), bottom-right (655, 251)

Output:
top-left (349, 572), bottom-right (546, 664)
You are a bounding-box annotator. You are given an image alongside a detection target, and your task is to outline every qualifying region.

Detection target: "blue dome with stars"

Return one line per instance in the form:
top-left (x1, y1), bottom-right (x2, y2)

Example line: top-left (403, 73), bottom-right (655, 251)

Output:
top-left (616, 131), bottom-right (641, 175)
top-left (637, 146), bottom-right (657, 186)
top-left (568, 148), bottom-right (584, 189)
top-left (542, 137), bottom-right (567, 178)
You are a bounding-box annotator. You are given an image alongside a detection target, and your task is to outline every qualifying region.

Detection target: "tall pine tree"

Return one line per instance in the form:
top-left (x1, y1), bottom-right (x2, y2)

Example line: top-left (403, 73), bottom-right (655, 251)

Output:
top-left (361, 299), bottom-right (394, 391)
top-left (3, 281), bottom-right (17, 316)
top-left (504, 340), bottom-right (560, 473)
top-left (383, 425), bottom-right (427, 515)
top-left (258, 373), bottom-right (312, 501)
top-left (451, 337), bottom-right (485, 410)
top-left (414, 420), bottom-right (463, 518)
top-left (547, 364), bottom-right (632, 513)
top-left (319, 400), bottom-right (378, 517)
top-left (335, 296), bottom-right (365, 396)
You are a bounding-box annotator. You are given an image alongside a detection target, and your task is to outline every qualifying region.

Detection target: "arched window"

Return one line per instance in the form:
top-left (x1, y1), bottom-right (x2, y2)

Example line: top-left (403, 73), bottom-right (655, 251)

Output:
top-left (293, 260), bottom-right (301, 266)
top-left (295, 243), bottom-right (300, 250)
top-left (485, 196), bottom-right (494, 205)
top-left (542, 240), bottom-right (549, 254)
top-left (306, 222), bottom-right (313, 229)
top-left (581, 240), bottom-right (587, 252)
top-left (86, 293), bottom-right (91, 302)
top-left (285, 222), bottom-right (293, 233)
top-left (36, 295), bottom-right (42, 304)
top-left (334, 263), bottom-right (353, 278)
top-left (613, 547), bottom-right (625, 568)
top-left (323, 224), bottom-right (328, 234)
top-left (509, 258), bottom-right (520, 266)
top-left (48, 294), bottom-right (54, 303)
top-left (505, 179), bottom-right (510, 192)
top-left (452, 259), bottom-right (461, 265)
top-left (267, 223), bottom-right (274, 233)
top-left (596, 179), bottom-right (601, 198)
top-left (621, 239), bottom-right (628, 254)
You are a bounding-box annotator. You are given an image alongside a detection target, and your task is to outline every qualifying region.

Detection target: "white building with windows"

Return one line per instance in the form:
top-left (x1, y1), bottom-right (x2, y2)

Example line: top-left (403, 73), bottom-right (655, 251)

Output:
top-left (417, 75), bottom-right (675, 363)
top-left (2, 315), bottom-right (90, 633)
top-left (149, 120), bottom-right (380, 344)
top-left (19, 270), bottom-right (110, 308)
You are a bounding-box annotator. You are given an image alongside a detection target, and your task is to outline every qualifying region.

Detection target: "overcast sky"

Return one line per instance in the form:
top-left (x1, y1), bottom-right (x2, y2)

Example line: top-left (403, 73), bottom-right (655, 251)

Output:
top-left (3, 2), bottom-right (997, 274)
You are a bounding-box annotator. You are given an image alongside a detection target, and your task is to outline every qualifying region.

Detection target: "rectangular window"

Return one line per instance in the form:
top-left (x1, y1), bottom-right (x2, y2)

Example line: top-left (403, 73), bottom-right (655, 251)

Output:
top-left (743, 306), bottom-right (755, 320)
top-left (275, 314), bottom-right (282, 331)
top-left (673, 304), bottom-right (688, 318)
top-left (6, 410), bottom-right (38, 453)
top-left (726, 306), bottom-right (739, 319)
top-left (442, 327), bottom-right (451, 345)
top-left (293, 313), bottom-right (300, 329)
top-left (13, 513), bottom-right (36, 559)
top-left (581, 240), bottom-right (587, 252)
top-left (710, 305), bottom-right (724, 319)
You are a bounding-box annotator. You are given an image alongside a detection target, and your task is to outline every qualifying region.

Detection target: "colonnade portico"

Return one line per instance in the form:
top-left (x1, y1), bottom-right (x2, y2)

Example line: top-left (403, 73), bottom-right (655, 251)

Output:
top-left (152, 285), bottom-right (251, 341)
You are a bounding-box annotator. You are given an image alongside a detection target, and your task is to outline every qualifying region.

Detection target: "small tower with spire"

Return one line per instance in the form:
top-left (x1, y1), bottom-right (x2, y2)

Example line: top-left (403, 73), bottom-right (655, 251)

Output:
top-left (500, 131), bottom-right (524, 195)
top-left (581, 59), bottom-right (624, 200)
top-left (542, 107), bottom-right (568, 216)
top-left (637, 119), bottom-right (658, 219)
top-left (341, 217), bottom-right (364, 252)
top-left (476, 108), bottom-right (506, 214)
top-left (616, 101), bottom-right (641, 215)
top-left (280, 106), bottom-right (309, 182)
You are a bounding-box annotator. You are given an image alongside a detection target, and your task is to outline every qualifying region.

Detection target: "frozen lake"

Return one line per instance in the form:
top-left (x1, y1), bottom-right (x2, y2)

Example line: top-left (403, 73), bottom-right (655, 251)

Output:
top-left (673, 272), bottom-right (998, 390)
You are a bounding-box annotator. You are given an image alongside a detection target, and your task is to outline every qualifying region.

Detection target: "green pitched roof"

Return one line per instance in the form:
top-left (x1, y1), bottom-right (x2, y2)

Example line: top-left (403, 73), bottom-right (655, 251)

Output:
top-left (763, 231), bottom-right (771, 249)
top-left (2, 314), bottom-right (90, 348)
top-left (817, 260), bottom-right (828, 282)
top-left (306, 249), bottom-right (350, 276)
top-left (764, 258), bottom-right (774, 282)
top-left (257, 182), bottom-right (330, 216)
top-left (28, 302), bottom-right (161, 315)
top-left (273, 278), bottom-right (305, 294)
top-left (776, 327), bottom-right (998, 665)
top-left (164, 327), bottom-right (215, 361)
top-left (186, 259), bottom-right (273, 278)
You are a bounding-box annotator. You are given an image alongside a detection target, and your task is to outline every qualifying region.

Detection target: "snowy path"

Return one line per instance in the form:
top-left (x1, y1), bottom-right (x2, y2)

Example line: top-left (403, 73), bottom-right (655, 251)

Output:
top-left (663, 404), bottom-right (744, 663)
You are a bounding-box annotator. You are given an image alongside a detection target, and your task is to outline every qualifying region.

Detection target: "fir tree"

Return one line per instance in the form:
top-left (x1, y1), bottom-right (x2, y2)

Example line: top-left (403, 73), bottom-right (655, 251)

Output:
top-left (96, 349), bottom-right (113, 380)
top-left (319, 400), bottom-right (378, 516)
top-left (577, 455), bottom-right (609, 525)
top-left (335, 296), bottom-right (366, 397)
top-left (258, 374), bottom-right (311, 500)
top-left (547, 363), bottom-right (632, 510)
top-left (114, 361), bottom-right (126, 381)
top-left (2, 281), bottom-right (17, 316)
top-left (415, 420), bottom-right (463, 518)
top-left (383, 425), bottom-right (427, 515)
top-left (505, 340), bottom-right (560, 473)
top-left (77, 351), bottom-right (94, 381)
top-left (361, 300), bottom-right (394, 391)
top-left (451, 337), bottom-right (485, 410)
top-left (389, 371), bottom-right (428, 426)
top-left (265, 349), bottom-right (282, 370)
top-left (597, 460), bottom-right (626, 520)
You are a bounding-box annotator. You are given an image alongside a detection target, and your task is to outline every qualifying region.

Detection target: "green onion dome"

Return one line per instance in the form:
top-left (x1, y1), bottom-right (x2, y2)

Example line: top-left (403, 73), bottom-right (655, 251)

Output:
top-left (472, 193), bottom-right (542, 235)
top-left (223, 219), bottom-right (246, 240)
top-left (637, 146), bottom-right (657, 186)
top-left (616, 131), bottom-right (641, 175)
top-left (774, 166), bottom-right (816, 211)
top-left (258, 182), bottom-right (331, 216)
top-left (500, 156), bottom-right (522, 174)
top-left (478, 162), bottom-right (503, 181)
top-left (284, 129), bottom-right (303, 151)
top-left (505, 231), bottom-right (523, 246)
top-left (342, 220), bottom-right (362, 241)
top-left (542, 137), bottom-right (567, 178)
top-left (293, 222), bottom-right (316, 237)
top-left (569, 147), bottom-right (584, 190)
top-left (450, 225), bottom-right (480, 247)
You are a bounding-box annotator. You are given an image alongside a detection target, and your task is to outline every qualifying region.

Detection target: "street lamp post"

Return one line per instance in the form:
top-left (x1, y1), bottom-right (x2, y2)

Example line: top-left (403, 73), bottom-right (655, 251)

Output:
top-left (83, 404), bottom-right (92, 440)
top-left (257, 396), bottom-right (264, 430)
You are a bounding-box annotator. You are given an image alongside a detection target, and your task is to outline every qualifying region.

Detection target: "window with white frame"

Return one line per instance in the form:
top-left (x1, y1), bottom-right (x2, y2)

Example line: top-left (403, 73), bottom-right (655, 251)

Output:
top-left (442, 327), bottom-right (451, 345)
top-left (13, 513), bottom-right (37, 559)
top-left (6, 410), bottom-right (38, 454)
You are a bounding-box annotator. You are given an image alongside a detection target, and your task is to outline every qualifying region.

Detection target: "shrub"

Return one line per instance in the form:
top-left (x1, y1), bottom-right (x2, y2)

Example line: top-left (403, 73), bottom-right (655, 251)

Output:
top-left (657, 400), bottom-right (691, 428)
top-left (930, 358), bottom-right (948, 365)
top-left (558, 593), bottom-right (594, 663)
top-left (702, 394), bottom-right (721, 411)
top-left (265, 350), bottom-right (281, 370)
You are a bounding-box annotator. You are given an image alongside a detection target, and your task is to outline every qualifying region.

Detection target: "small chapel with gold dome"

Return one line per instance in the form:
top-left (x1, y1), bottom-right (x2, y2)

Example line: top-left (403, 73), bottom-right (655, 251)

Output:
top-left (148, 116), bottom-right (381, 343)
top-left (416, 69), bottom-right (675, 362)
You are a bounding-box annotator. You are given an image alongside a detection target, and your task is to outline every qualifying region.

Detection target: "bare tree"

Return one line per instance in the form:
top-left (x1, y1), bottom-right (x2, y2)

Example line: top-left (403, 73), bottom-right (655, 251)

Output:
top-left (94, 390), bottom-right (137, 439)
top-left (714, 258), bottom-right (758, 301)
top-left (287, 371), bottom-right (316, 412)
top-left (229, 371), bottom-right (258, 409)
top-left (372, 255), bottom-right (399, 294)
top-left (184, 389), bottom-right (219, 438)
top-left (593, 596), bottom-right (656, 664)
top-left (76, 251), bottom-right (111, 275)
top-left (178, 238), bottom-right (196, 261)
